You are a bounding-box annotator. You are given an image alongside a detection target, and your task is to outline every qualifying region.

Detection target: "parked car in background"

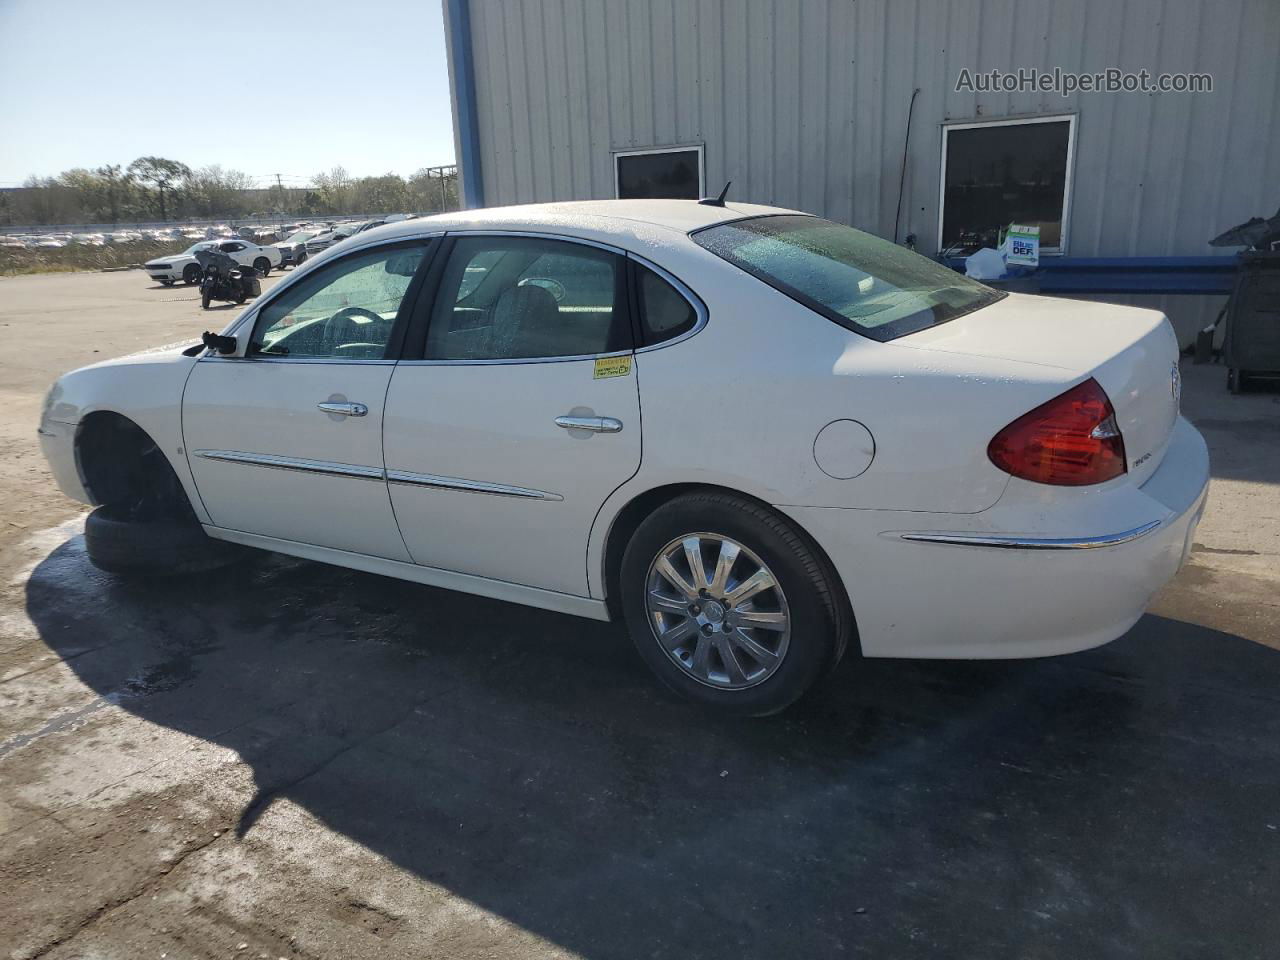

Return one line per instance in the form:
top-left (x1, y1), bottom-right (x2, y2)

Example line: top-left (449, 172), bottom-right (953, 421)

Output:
top-left (144, 238), bottom-right (282, 286)
top-left (304, 224), bottom-right (358, 256)
top-left (39, 200), bottom-right (1209, 715)
top-left (273, 230), bottom-right (319, 268)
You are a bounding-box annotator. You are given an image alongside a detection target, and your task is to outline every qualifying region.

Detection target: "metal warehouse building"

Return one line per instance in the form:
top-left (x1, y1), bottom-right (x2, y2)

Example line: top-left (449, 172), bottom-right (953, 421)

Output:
top-left (442, 0), bottom-right (1280, 343)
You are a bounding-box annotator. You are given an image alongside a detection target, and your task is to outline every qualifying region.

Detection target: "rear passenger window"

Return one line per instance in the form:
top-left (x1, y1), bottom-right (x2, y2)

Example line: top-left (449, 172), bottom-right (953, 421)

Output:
top-left (635, 264), bottom-right (698, 345)
top-left (425, 236), bottom-right (631, 360)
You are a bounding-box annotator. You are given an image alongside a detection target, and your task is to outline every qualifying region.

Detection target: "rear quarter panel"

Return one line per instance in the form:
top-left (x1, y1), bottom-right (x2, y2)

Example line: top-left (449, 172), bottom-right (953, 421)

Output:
top-left (586, 242), bottom-right (1079, 597)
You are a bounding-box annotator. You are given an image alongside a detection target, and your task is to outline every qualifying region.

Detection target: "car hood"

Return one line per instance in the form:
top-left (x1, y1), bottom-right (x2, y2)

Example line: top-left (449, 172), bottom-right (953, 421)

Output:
top-left (45, 341), bottom-right (201, 425)
top-left (146, 253), bottom-right (196, 268)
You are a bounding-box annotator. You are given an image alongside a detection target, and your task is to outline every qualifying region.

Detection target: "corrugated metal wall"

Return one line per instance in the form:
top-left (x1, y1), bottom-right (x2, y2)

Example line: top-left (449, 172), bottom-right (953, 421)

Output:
top-left (454, 0), bottom-right (1280, 337)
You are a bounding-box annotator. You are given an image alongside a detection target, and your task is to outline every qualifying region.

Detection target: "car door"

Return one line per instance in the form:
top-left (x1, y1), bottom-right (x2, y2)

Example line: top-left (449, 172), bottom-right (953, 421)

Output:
top-left (383, 233), bottom-right (641, 596)
top-left (217, 240), bottom-right (251, 266)
top-left (182, 238), bottom-right (435, 559)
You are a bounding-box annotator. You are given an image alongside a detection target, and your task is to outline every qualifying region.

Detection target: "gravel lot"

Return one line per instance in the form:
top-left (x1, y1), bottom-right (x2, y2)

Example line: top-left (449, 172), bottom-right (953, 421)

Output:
top-left (2, 270), bottom-right (1278, 959)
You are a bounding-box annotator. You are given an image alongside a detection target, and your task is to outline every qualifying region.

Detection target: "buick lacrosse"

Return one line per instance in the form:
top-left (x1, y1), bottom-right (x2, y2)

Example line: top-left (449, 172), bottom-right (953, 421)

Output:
top-left (39, 200), bottom-right (1209, 714)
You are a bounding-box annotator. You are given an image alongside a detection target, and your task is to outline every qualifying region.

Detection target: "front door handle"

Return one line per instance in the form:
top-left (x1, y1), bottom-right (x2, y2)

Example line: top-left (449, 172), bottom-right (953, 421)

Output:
top-left (555, 415), bottom-right (623, 434)
top-left (318, 401), bottom-right (368, 417)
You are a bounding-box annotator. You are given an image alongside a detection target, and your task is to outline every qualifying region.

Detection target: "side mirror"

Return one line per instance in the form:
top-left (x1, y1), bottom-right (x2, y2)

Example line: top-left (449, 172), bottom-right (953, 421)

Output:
top-left (202, 331), bottom-right (237, 355)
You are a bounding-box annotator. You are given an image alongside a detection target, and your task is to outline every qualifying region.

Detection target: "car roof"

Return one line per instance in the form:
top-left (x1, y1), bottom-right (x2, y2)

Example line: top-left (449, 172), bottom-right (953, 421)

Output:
top-left (350, 199), bottom-right (805, 252)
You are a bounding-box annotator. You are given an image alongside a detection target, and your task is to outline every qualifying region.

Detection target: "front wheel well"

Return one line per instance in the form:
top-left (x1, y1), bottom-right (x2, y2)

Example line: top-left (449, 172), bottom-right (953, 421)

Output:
top-left (75, 412), bottom-right (193, 520)
top-left (600, 483), bottom-right (857, 653)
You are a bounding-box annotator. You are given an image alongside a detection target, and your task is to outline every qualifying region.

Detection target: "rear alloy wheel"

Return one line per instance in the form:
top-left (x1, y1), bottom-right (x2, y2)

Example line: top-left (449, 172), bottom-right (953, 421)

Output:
top-left (182, 264), bottom-right (201, 285)
top-left (620, 492), bottom-right (848, 715)
top-left (253, 256), bottom-right (271, 276)
top-left (645, 533), bottom-right (791, 689)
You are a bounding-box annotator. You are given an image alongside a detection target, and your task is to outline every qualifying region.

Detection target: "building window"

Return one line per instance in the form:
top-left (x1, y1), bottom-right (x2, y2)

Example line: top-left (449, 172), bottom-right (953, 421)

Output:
top-left (614, 146), bottom-right (704, 200)
top-left (938, 115), bottom-right (1076, 255)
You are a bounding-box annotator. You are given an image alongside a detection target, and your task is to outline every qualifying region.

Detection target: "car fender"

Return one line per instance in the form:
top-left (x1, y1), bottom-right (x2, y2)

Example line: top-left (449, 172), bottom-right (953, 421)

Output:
top-left (43, 344), bottom-right (210, 524)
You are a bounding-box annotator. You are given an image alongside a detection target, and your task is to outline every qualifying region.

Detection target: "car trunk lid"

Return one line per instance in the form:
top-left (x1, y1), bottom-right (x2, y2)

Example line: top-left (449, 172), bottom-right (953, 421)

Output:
top-left (901, 292), bottom-right (1182, 486)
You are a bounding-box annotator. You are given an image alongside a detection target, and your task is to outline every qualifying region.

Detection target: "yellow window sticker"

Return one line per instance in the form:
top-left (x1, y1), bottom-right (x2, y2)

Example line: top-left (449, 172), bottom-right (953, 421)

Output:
top-left (593, 356), bottom-right (633, 380)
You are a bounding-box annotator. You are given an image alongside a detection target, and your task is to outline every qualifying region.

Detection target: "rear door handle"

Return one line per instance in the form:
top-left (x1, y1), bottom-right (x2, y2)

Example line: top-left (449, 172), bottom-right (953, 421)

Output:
top-left (555, 415), bottom-right (623, 434)
top-left (318, 401), bottom-right (368, 417)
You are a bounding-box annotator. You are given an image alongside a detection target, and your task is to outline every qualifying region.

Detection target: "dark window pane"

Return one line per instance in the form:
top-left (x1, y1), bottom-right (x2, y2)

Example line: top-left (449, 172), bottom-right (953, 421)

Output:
top-left (637, 266), bottom-right (696, 344)
top-left (942, 120), bottom-right (1071, 250)
top-left (616, 150), bottom-right (701, 200)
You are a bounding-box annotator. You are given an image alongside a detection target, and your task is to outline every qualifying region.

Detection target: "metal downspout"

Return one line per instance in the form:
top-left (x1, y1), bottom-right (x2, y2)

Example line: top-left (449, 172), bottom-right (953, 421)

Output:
top-left (445, 0), bottom-right (484, 208)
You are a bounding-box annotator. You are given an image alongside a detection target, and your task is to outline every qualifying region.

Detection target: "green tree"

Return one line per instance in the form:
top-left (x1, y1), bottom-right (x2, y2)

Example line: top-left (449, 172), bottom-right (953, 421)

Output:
top-left (127, 156), bottom-right (191, 221)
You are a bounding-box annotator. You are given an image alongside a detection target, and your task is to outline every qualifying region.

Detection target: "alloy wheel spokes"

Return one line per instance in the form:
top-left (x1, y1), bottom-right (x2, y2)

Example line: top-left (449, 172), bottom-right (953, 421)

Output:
top-left (644, 533), bottom-right (791, 690)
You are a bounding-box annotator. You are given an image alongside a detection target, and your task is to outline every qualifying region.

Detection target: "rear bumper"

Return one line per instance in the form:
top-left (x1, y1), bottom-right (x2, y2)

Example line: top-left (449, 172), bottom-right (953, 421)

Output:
top-left (788, 416), bottom-right (1210, 659)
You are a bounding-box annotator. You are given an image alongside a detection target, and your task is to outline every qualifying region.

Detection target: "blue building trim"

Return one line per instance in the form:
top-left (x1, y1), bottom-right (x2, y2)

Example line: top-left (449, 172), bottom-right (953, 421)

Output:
top-left (446, 0), bottom-right (484, 208)
top-left (942, 255), bottom-right (1238, 296)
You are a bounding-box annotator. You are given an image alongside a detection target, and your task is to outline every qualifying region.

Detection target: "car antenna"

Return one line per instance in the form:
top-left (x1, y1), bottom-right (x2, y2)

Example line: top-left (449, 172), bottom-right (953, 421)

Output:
top-left (698, 181), bottom-right (732, 207)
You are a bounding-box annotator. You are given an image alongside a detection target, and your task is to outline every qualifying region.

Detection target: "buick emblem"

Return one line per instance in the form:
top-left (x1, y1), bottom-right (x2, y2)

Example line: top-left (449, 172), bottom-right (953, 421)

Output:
top-left (1171, 362), bottom-right (1181, 407)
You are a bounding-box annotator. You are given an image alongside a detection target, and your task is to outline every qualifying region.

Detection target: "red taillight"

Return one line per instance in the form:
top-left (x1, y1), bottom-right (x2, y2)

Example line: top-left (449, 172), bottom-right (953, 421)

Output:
top-left (988, 378), bottom-right (1126, 486)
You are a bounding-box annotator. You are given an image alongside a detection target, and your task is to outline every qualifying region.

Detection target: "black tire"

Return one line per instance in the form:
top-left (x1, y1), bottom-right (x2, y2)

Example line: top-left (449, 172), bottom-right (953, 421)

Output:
top-left (84, 505), bottom-right (240, 576)
top-left (201, 287), bottom-right (211, 309)
top-left (253, 256), bottom-right (271, 276)
top-left (296, 252), bottom-right (307, 266)
top-left (619, 491), bottom-right (850, 716)
top-left (182, 264), bottom-right (201, 285)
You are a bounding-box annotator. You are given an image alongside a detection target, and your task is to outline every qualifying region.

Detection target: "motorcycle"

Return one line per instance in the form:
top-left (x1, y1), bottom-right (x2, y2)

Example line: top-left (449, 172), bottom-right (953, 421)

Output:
top-left (194, 249), bottom-right (262, 309)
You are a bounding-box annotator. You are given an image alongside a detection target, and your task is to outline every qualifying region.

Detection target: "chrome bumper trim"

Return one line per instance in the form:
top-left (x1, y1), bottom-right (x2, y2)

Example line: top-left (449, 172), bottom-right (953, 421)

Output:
top-left (900, 519), bottom-right (1162, 550)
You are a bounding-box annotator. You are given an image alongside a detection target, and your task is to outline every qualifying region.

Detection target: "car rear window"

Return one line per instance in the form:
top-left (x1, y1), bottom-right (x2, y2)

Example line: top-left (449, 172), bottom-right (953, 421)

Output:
top-left (692, 215), bottom-right (1005, 341)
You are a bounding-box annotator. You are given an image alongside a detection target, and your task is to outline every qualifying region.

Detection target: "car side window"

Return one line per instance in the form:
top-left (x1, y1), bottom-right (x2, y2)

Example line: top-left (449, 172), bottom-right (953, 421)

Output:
top-left (251, 244), bottom-right (428, 360)
top-left (221, 242), bottom-right (244, 253)
top-left (424, 236), bottom-right (630, 361)
top-left (634, 263), bottom-right (698, 345)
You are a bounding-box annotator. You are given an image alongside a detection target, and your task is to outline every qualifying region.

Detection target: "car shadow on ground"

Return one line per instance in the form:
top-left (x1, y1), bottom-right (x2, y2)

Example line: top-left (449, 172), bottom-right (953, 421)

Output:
top-left (24, 535), bottom-right (1280, 958)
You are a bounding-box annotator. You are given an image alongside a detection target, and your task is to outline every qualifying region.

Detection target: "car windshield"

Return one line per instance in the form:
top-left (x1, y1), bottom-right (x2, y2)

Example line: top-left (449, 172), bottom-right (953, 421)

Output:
top-left (182, 241), bottom-right (216, 255)
top-left (692, 215), bottom-right (1005, 341)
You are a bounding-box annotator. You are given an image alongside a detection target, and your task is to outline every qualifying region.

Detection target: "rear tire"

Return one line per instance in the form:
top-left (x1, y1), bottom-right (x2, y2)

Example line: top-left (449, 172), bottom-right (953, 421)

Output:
top-left (182, 264), bottom-right (200, 285)
top-left (84, 505), bottom-right (240, 576)
top-left (253, 256), bottom-right (271, 276)
top-left (619, 491), bottom-right (848, 716)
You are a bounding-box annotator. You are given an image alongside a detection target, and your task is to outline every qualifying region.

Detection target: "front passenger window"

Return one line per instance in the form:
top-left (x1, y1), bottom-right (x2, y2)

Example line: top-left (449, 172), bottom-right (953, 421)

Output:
top-left (252, 244), bottom-right (427, 360)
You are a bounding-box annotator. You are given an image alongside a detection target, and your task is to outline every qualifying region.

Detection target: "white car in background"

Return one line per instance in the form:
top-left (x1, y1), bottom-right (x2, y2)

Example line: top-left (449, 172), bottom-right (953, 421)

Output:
top-left (144, 238), bottom-right (282, 286)
top-left (38, 200), bottom-right (1209, 715)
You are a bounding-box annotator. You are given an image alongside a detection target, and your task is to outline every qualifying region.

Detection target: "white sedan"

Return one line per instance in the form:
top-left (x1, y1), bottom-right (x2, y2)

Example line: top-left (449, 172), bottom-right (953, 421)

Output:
top-left (39, 200), bottom-right (1209, 714)
top-left (144, 238), bottom-right (282, 286)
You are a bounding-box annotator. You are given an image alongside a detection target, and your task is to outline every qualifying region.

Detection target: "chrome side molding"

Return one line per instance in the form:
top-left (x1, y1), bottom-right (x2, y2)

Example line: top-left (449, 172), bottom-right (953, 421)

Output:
top-left (192, 449), bottom-right (384, 481)
top-left (386, 470), bottom-right (563, 501)
top-left (193, 449), bottom-right (562, 501)
top-left (899, 520), bottom-right (1162, 550)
